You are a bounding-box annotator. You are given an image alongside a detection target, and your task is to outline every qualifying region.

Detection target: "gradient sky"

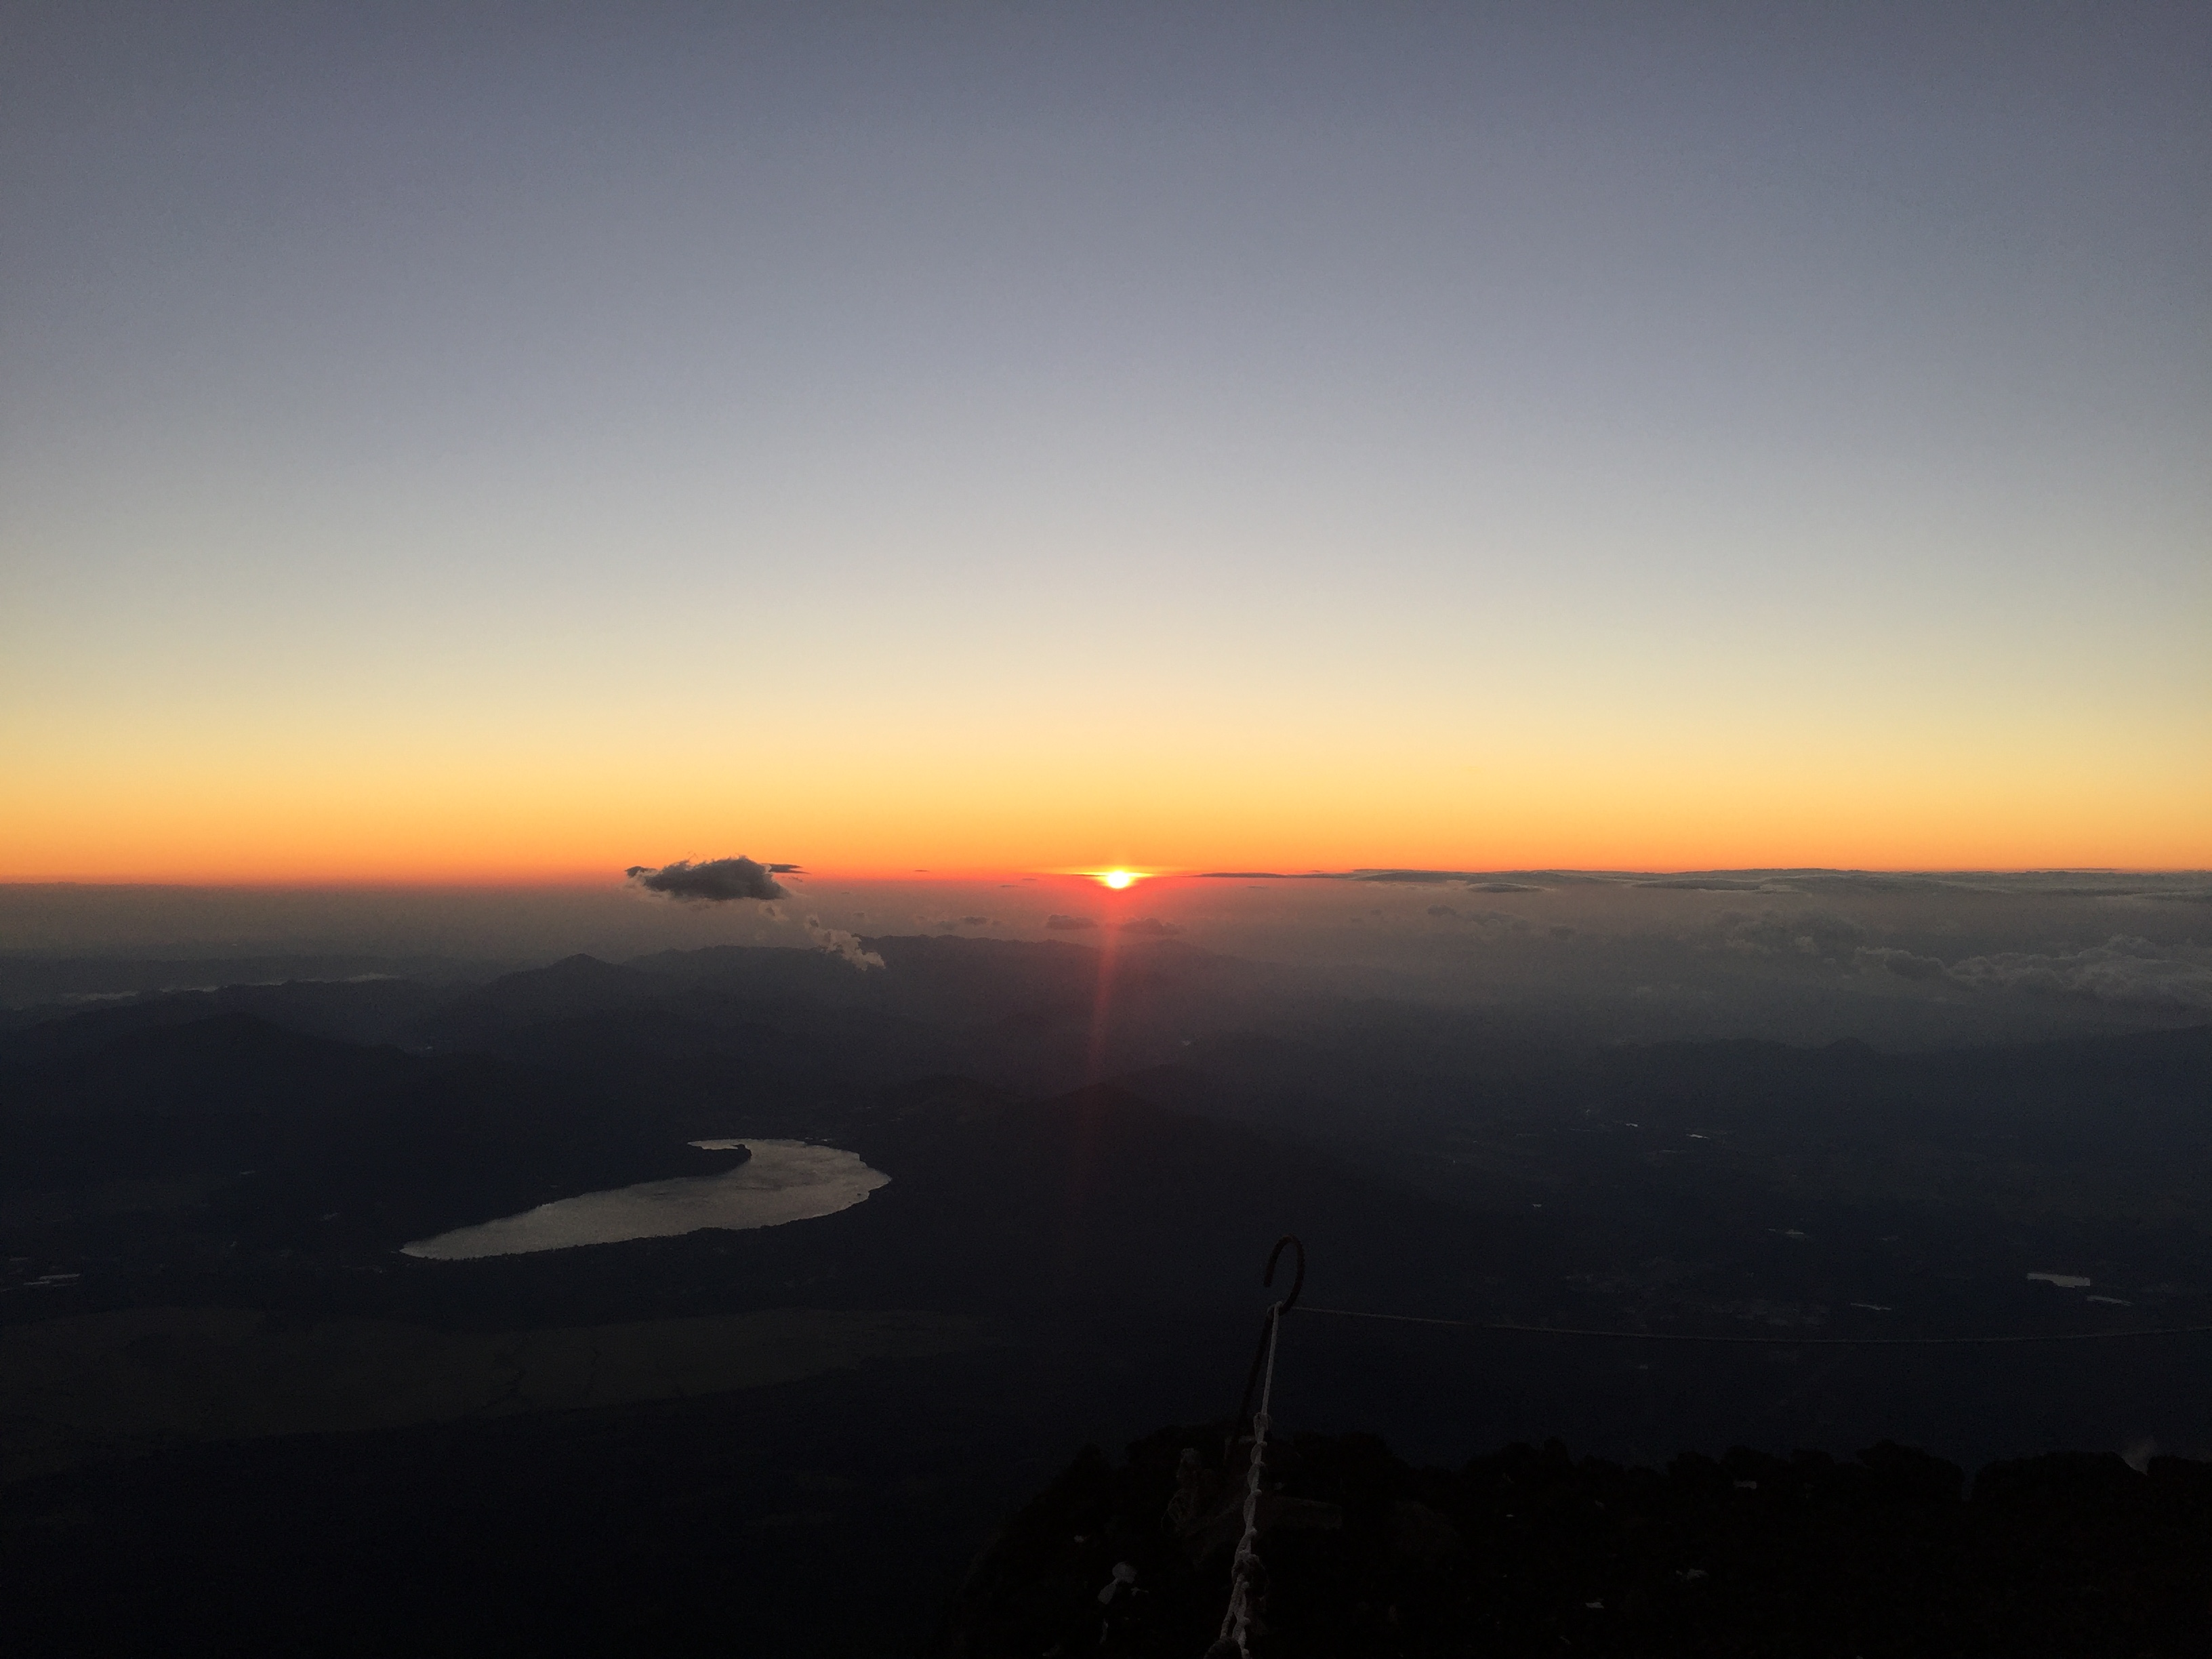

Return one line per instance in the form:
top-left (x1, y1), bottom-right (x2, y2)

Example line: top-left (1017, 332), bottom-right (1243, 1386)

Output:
top-left (4, 3), bottom-right (2207, 880)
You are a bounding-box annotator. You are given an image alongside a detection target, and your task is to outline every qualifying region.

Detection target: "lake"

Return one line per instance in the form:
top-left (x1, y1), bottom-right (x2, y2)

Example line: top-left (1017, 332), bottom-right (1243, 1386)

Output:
top-left (400, 1139), bottom-right (889, 1260)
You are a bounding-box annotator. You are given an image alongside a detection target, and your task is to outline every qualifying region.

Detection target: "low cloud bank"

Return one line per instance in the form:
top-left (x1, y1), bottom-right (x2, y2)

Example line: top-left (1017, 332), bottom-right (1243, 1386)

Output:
top-left (1858, 935), bottom-right (2211, 1011)
top-left (1713, 908), bottom-right (1866, 960)
top-left (1193, 867), bottom-right (2212, 905)
top-left (1427, 905), bottom-right (1534, 938)
top-left (1945, 937), bottom-right (2212, 1011)
top-left (1193, 869), bottom-right (1553, 889)
top-left (1853, 946), bottom-right (1948, 982)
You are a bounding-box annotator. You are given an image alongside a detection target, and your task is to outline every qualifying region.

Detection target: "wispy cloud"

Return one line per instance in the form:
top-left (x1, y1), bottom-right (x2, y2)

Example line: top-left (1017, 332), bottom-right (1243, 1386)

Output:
top-left (803, 918), bottom-right (884, 970)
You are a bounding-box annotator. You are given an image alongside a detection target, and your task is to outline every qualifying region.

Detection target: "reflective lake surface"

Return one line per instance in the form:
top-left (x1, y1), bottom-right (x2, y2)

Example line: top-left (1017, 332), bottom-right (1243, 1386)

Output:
top-left (400, 1139), bottom-right (888, 1260)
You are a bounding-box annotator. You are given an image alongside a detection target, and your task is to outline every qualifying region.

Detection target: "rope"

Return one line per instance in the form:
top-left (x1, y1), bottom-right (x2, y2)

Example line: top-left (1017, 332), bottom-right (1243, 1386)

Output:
top-left (1300, 1305), bottom-right (2212, 1347)
top-left (1207, 1300), bottom-right (1282, 1659)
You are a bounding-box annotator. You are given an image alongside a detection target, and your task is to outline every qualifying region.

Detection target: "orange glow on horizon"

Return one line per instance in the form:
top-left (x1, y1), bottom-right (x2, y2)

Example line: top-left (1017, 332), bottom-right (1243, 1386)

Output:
top-left (6, 16), bottom-right (2207, 903)
top-left (3, 727), bottom-right (2208, 884)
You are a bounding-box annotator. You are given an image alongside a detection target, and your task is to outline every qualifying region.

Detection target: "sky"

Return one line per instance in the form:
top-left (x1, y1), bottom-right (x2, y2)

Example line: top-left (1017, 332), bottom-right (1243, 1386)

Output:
top-left (3, 2), bottom-right (2207, 882)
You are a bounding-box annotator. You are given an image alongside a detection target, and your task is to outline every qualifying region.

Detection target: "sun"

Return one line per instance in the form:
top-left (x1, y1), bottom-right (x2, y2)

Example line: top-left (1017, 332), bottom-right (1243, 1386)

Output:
top-left (1101, 869), bottom-right (1136, 890)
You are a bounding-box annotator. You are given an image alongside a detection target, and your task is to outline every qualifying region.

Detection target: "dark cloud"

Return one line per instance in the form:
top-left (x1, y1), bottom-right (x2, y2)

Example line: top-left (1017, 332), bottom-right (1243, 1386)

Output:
top-left (626, 857), bottom-right (790, 902)
top-left (1120, 918), bottom-right (1183, 937)
top-left (1427, 905), bottom-right (1458, 918)
top-left (1045, 914), bottom-right (1097, 931)
top-left (624, 857), bottom-right (876, 969)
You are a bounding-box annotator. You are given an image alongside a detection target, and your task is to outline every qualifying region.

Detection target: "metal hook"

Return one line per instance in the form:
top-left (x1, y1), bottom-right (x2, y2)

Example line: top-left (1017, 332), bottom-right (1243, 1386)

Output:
top-left (1264, 1233), bottom-right (1305, 1313)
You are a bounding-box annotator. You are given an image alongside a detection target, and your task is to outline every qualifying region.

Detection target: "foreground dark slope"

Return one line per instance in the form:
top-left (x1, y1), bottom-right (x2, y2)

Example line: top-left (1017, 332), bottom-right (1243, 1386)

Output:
top-left (944, 1429), bottom-right (2212, 1658)
top-left (2, 940), bottom-right (2209, 1655)
top-left (0, 996), bottom-right (1536, 1656)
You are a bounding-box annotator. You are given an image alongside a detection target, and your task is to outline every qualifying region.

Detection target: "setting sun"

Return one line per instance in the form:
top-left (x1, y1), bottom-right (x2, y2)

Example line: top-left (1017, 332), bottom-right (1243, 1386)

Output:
top-left (1101, 870), bottom-right (1136, 890)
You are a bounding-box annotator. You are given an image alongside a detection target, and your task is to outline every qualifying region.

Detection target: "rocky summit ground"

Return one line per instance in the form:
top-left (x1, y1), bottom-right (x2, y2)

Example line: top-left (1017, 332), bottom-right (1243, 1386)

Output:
top-left (937, 1427), bottom-right (2212, 1658)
